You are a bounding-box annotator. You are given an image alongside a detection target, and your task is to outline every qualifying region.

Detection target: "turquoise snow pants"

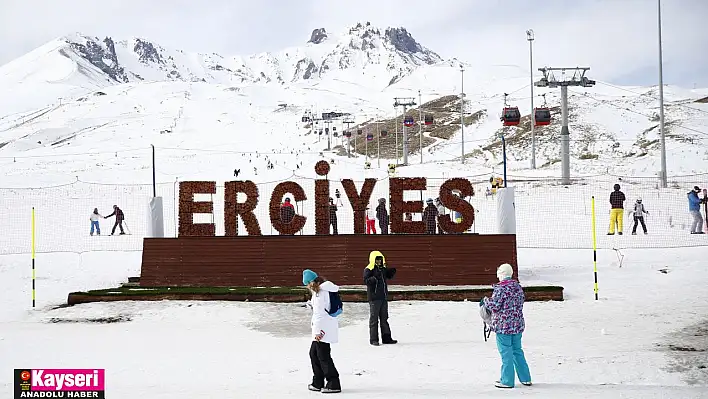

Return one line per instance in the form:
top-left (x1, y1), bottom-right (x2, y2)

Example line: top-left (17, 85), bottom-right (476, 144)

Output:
top-left (496, 333), bottom-right (531, 387)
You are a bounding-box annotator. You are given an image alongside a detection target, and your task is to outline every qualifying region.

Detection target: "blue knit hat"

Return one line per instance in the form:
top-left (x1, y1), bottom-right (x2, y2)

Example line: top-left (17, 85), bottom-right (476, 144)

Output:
top-left (302, 269), bottom-right (318, 286)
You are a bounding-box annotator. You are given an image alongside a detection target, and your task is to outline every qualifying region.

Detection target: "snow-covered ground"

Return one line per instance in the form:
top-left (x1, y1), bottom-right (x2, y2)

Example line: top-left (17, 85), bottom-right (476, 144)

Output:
top-left (1, 248), bottom-right (707, 398)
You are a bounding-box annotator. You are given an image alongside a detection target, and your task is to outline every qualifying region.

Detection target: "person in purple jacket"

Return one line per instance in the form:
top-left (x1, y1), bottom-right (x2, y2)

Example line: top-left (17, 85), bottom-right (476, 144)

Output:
top-left (482, 263), bottom-right (532, 389)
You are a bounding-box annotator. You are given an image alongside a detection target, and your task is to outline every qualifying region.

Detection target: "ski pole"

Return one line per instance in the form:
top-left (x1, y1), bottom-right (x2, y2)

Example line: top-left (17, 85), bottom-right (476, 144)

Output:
top-left (123, 221), bottom-right (132, 235)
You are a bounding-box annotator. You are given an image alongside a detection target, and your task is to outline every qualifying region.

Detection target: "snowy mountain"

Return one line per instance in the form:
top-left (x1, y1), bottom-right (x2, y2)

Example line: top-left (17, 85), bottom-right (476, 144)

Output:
top-left (0, 22), bottom-right (706, 187)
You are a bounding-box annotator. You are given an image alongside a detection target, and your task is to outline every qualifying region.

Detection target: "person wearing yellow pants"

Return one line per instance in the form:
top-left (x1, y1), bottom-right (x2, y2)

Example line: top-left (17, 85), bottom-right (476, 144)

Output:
top-left (608, 184), bottom-right (626, 235)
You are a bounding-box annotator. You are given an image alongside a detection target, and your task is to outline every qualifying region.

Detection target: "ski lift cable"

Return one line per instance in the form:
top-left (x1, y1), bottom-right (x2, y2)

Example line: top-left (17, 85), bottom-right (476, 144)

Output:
top-left (595, 81), bottom-right (708, 117)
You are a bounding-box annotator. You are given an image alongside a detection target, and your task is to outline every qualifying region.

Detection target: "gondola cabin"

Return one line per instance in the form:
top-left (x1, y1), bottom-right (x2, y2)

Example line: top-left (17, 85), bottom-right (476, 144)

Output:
top-left (403, 116), bottom-right (415, 127)
top-left (344, 131), bottom-right (352, 138)
top-left (366, 133), bottom-right (374, 141)
top-left (533, 108), bottom-right (551, 126)
top-left (357, 129), bottom-right (363, 135)
top-left (424, 115), bottom-right (434, 125)
top-left (501, 107), bottom-right (521, 126)
top-left (380, 130), bottom-right (388, 137)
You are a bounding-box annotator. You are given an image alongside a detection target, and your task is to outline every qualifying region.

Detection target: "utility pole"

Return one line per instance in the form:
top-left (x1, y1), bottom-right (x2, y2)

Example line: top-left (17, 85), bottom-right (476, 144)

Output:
top-left (657, 0), bottom-right (667, 188)
top-left (324, 119), bottom-right (332, 151)
top-left (418, 89), bottom-right (423, 164)
top-left (460, 65), bottom-right (465, 164)
top-left (376, 117), bottom-right (382, 168)
top-left (343, 117), bottom-right (354, 157)
top-left (536, 67), bottom-right (596, 185)
top-left (527, 29), bottom-right (536, 169)
top-left (394, 97), bottom-right (417, 165)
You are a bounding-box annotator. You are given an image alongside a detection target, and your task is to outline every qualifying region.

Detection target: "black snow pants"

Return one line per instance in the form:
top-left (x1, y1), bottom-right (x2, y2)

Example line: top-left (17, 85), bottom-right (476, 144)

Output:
top-left (379, 220), bottom-right (388, 234)
top-left (112, 220), bottom-right (125, 235)
top-left (632, 216), bottom-right (647, 234)
top-left (369, 299), bottom-right (391, 343)
top-left (309, 341), bottom-right (340, 389)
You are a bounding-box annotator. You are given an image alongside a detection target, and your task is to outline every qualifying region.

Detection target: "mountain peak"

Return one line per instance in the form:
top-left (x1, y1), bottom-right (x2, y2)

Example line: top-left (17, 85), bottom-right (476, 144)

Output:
top-left (308, 28), bottom-right (328, 44)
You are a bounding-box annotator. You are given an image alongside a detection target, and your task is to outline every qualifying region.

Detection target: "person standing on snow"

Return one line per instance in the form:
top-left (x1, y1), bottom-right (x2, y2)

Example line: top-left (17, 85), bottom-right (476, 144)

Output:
top-left (329, 197), bottom-right (338, 235)
top-left (90, 208), bottom-right (103, 236)
top-left (302, 269), bottom-right (342, 393)
top-left (608, 184), bottom-right (626, 235)
top-left (435, 198), bottom-right (446, 234)
top-left (688, 186), bottom-right (706, 234)
top-left (363, 251), bottom-right (398, 346)
top-left (365, 206), bottom-right (377, 234)
top-left (105, 205), bottom-right (126, 235)
top-left (482, 263), bottom-right (532, 389)
top-left (376, 198), bottom-right (389, 234)
top-left (279, 198), bottom-right (295, 235)
top-left (423, 198), bottom-right (438, 234)
top-left (630, 198), bottom-right (649, 235)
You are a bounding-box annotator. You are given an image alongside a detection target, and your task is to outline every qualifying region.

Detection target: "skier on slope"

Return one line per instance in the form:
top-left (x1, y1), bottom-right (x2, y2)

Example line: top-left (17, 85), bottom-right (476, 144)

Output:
top-left (90, 208), bottom-right (103, 236)
top-left (303, 269), bottom-right (342, 393)
top-left (104, 205), bottom-right (126, 235)
top-left (630, 198), bottom-right (649, 235)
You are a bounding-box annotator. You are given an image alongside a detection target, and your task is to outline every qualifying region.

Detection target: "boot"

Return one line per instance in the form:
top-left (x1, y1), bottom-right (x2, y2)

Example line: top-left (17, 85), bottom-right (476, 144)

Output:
top-left (307, 384), bottom-right (321, 392)
top-left (382, 334), bottom-right (397, 344)
top-left (370, 341), bottom-right (380, 346)
top-left (322, 378), bottom-right (341, 393)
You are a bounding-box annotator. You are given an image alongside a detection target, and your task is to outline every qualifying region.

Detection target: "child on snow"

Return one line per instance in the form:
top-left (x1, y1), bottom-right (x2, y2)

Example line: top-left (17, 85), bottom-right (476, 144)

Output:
top-left (630, 198), bottom-right (649, 235)
top-left (90, 208), bottom-right (103, 236)
top-left (363, 251), bottom-right (398, 346)
top-left (303, 269), bottom-right (342, 393)
top-left (481, 263), bottom-right (532, 389)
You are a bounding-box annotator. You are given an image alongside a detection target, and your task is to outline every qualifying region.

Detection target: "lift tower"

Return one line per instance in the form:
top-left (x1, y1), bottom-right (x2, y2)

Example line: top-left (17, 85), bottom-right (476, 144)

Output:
top-left (394, 97), bottom-right (417, 165)
top-left (535, 67), bottom-right (595, 185)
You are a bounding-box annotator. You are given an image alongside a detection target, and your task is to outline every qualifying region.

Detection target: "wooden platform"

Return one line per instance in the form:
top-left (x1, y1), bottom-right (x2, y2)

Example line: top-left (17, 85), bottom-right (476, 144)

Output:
top-left (67, 284), bottom-right (563, 305)
top-left (139, 234), bottom-right (519, 287)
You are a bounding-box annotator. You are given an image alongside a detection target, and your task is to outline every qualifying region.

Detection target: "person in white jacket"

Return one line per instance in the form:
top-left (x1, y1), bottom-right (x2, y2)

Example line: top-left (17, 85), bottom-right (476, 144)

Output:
top-left (303, 269), bottom-right (342, 394)
top-left (89, 208), bottom-right (103, 236)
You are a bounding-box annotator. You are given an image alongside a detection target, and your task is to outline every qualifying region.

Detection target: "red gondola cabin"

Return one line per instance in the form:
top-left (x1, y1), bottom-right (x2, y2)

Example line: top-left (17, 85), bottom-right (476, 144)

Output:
top-left (403, 116), bottom-right (415, 127)
top-left (424, 115), bottom-right (433, 125)
top-left (533, 108), bottom-right (551, 126)
top-left (501, 107), bottom-right (521, 126)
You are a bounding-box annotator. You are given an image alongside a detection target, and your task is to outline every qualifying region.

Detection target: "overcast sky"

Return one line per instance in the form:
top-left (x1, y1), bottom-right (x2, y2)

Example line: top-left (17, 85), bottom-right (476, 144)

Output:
top-left (1, 0), bottom-right (706, 87)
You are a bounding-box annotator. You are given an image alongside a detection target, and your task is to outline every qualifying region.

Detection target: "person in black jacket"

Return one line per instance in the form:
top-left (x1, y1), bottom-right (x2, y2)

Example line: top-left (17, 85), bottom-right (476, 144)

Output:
top-left (423, 198), bottom-right (438, 234)
top-left (105, 205), bottom-right (125, 235)
top-left (375, 198), bottom-right (389, 234)
top-left (363, 250), bottom-right (397, 346)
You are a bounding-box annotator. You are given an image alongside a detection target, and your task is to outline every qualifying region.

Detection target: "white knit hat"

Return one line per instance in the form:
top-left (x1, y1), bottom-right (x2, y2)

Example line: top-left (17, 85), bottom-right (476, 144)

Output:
top-left (497, 263), bottom-right (514, 280)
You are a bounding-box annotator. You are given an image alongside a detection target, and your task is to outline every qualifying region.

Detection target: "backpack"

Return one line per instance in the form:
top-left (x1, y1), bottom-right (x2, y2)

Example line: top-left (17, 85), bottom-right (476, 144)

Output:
top-left (327, 291), bottom-right (343, 317)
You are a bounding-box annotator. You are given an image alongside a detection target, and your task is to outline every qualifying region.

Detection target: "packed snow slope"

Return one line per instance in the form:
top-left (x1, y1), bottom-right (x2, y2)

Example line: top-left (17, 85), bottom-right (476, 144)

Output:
top-left (0, 22), bottom-right (707, 187)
